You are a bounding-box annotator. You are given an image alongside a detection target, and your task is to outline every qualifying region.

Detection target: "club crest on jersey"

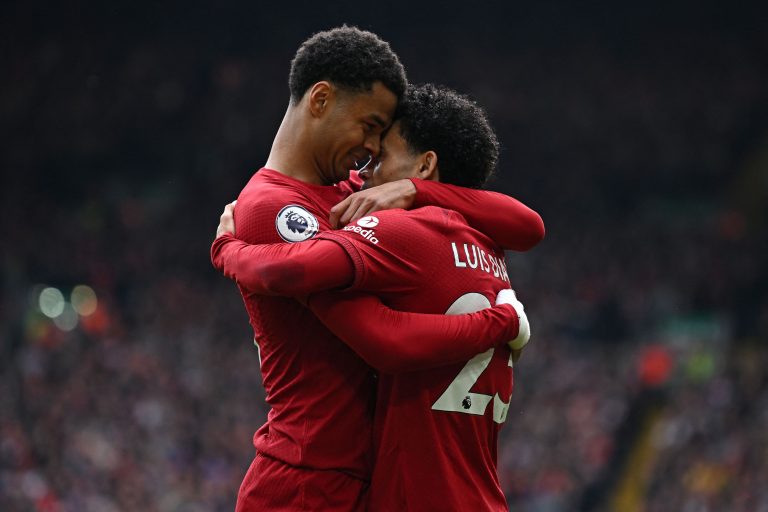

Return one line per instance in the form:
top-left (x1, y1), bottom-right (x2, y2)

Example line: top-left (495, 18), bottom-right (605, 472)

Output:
top-left (275, 205), bottom-right (319, 243)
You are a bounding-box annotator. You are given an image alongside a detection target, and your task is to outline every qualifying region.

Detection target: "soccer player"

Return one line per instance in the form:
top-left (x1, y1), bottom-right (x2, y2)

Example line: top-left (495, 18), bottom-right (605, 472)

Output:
top-left (214, 83), bottom-right (541, 510)
top-left (225, 26), bottom-right (543, 511)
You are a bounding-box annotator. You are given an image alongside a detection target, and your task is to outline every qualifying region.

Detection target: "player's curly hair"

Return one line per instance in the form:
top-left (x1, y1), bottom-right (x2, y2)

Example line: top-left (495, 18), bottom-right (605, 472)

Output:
top-left (396, 84), bottom-right (499, 189)
top-left (289, 26), bottom-right (407, 104)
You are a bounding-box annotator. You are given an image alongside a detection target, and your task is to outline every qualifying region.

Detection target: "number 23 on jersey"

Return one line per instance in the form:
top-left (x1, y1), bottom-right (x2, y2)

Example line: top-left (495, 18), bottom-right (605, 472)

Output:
top-left (431, 293), bottom-right (514, 424)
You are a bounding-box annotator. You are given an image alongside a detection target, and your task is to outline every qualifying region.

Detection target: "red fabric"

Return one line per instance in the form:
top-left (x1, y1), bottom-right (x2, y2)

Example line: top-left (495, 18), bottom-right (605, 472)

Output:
top-left (411, 178), bottom-right (545, 251)
top-left (236, 452), bottom-right (368, 512)
top-left (215, 169), bottom-right (539, 510)
top-left (315, 207), bottom-right (515, 511)
top-left (212, 227), bottom-right (519, 374)
top-left (211, 234), bottom-right (354, 295)
top-left (230, 168), bottom-right (375, 482)
top-left (308, 293), bottom-right (517, 374)
top-left (212, 233), bottom-right (519, 373)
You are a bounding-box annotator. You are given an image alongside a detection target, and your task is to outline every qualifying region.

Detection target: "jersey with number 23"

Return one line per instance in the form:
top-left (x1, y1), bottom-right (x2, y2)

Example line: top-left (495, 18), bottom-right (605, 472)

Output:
top-left (315, 206), bottom-right (515, 511)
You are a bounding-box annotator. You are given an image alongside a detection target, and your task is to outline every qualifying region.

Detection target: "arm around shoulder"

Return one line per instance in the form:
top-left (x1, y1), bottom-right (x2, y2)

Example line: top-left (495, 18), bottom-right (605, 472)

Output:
top-left (308, 292), bottom-right (520, 373)
top-left (411, 178), bottom-right (545, 251)
top-left (210, 234), bottom-right (354, 296)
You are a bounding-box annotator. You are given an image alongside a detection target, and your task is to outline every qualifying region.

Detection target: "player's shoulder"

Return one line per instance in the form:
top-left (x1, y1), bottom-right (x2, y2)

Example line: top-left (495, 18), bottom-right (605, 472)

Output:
top-left (336, 207), bottom-right (462, 250)
top-left (393, 206), bottom-right (469, 229)
top-left (350, 206), bottom-right (465, 233)
top-left (235, 169), bottom-right (328, 243)
top-left (240, 169), bottom-right (315, 203)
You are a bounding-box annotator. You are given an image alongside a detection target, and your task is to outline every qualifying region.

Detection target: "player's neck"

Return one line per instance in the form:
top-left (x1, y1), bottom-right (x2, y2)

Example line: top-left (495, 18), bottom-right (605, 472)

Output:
top-left (266, 107), bottom-right (326, 185)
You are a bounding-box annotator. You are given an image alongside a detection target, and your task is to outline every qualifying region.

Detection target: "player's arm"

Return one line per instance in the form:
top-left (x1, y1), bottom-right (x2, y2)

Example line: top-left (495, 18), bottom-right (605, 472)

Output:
top-left (211, 199), bottom-right (354, 295)
top-left (329, 179), bottom-right (545, 251)
top-left (211, 233), bottom-right (354, 295)
top-left (410, 179), bottom-right (545, 251)
top-left (212, 231), bottom-right (530, 371)
top-left (307, 291), bottom-right (525, 374)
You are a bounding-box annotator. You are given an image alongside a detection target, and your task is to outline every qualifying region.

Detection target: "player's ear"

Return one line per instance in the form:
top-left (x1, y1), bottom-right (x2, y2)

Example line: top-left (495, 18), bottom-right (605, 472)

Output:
top-left (417, 151), bottom-right (439, 181)
top-left (308, 81), bottom-right (332, 118)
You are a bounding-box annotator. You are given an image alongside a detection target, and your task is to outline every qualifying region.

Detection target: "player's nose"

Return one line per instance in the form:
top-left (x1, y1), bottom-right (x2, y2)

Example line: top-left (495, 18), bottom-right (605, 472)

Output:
top-left (363, 133), bottom-right (381, 158)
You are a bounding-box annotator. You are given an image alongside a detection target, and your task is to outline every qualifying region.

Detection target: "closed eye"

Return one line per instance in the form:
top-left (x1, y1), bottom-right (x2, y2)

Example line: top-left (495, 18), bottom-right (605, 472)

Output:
top-left (365, 114), bottom-right (387, 133)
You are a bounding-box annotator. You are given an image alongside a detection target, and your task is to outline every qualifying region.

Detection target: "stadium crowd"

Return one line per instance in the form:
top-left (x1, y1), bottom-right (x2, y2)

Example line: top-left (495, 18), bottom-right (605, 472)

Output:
top-left (2, 7), bottom-right (767, 512)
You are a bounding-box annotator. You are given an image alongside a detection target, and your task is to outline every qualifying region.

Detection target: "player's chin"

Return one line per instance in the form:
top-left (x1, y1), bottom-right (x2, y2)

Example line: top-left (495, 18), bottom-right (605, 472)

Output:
top-left (335, 167), bottom-right (352, 182)
top-left (338, 158), bottom-right (357, 179)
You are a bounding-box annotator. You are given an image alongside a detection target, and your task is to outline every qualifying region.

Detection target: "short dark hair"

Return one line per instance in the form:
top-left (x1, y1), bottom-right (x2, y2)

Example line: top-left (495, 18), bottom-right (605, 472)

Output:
top-left (395, 84), bottom-right (499, 189)
top-left (289, 26), bottom-right (407, 104)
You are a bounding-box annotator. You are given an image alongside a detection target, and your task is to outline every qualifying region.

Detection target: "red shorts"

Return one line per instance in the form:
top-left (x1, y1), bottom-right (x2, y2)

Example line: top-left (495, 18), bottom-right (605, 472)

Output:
top-left (236, 452), bottom-right (369, 512)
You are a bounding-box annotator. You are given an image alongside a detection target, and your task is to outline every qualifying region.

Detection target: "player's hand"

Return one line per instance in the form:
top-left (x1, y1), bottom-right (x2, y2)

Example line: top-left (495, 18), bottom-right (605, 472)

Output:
top-left (216, 200), bottom-right (237, 238)
top-left (329, 179), bottom-right (417, 228)
top-left (494, 289), bottom-right (531, 355)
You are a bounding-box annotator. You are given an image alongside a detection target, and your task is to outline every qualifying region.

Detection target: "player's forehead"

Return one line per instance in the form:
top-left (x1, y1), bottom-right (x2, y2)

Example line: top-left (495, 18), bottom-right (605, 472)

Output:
top-left (340, 81), bottom-right (397, 126)
top-left (381, 121), bottom-right (407, 151)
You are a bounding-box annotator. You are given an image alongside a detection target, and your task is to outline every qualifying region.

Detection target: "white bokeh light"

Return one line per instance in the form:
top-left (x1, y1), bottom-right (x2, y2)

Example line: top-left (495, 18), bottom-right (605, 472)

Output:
top-left (39, 287), bottom-right (65, 318)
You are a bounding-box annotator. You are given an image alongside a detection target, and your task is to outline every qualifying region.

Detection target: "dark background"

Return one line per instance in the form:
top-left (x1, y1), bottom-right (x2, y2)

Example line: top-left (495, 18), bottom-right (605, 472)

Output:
top-left (2, 1), bottom-right (767, 510)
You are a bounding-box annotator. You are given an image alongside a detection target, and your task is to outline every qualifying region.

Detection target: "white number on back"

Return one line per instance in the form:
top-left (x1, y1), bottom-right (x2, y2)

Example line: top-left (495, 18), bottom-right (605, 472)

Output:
top-left (431, 293), bottom-right (513, 424)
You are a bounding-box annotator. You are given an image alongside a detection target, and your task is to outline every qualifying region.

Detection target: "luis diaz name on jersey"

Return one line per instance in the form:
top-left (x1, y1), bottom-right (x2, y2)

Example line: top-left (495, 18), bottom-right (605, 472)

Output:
top-left (343, 215), bottom-right (380, 245)
top-left (275, 205), bottom-right (320, 243)
top-left (451, 242), bottom-right (510, 283)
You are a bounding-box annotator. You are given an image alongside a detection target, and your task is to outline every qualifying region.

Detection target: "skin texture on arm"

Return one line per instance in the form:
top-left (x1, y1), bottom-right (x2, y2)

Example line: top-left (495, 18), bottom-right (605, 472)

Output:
top-left (329, 179), bottom-right (417, 228)
top-left (308, 292), bottom-right (520, 374)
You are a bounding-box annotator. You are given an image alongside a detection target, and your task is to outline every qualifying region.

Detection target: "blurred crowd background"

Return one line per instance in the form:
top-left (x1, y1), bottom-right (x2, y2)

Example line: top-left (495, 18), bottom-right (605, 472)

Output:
top-left (2, 1), bottom-right (766, 511)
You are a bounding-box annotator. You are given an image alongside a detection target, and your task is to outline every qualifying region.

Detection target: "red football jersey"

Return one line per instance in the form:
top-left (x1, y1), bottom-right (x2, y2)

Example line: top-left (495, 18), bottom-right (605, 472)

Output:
top-left (316, 207), bottom-right (515, 511)
top-left (223, 167), bottom-right (541, 508)
top-left (233, 168), bottom-right (376, 479)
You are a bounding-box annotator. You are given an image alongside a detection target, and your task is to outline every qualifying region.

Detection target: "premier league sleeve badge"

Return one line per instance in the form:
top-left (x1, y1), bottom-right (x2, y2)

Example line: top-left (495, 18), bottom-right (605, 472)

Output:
top-left (275, 205), bottom-right (320, 242)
